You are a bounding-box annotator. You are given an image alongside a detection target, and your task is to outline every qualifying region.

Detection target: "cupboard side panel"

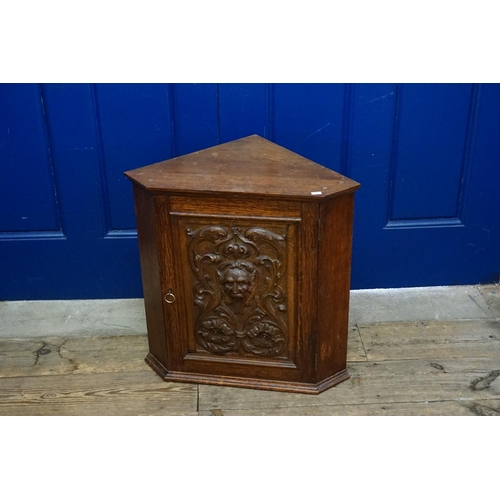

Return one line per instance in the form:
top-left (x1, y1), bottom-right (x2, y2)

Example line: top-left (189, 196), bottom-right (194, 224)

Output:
top-left (132, 185), bottom-right (168, 368)
top-left (154, 195), bottom-right (186, 371)
top-left (298, 202), bottom-right (320, 382)
top-left (316, 193), bottom-right (355, 382)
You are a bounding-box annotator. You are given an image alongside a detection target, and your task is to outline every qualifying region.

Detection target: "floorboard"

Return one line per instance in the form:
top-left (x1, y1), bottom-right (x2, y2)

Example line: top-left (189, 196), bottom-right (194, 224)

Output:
top-left (0, 335), bottom-right (150, 378)
top-left (1, 312), bottom-right (500, 416)
top-left (0, 371), bottom-right (197, 416)
top-left (197, 357), bottom-right (500, 412)
top-left (358, 319), bottom-right (500, 362)
top-left (199, 399), bottom-right (500, 416)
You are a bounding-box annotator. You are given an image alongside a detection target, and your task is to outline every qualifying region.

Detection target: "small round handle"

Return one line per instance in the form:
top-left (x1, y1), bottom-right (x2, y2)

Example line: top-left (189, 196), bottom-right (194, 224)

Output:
top-left (164, 289), bottom-right (176, 304)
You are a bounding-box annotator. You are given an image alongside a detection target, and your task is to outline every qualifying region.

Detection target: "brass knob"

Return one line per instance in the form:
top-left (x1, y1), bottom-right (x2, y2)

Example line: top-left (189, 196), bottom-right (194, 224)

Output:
top-left (164, 289), bottom-right (175, 304)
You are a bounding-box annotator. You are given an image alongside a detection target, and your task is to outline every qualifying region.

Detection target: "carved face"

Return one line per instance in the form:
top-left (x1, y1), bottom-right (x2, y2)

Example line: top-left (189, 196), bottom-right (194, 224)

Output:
top-left (221, 267), bottom-right (253, 300)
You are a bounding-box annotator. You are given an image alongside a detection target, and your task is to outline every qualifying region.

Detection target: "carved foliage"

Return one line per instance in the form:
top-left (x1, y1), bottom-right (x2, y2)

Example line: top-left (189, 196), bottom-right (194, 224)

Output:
top-left (186, 225), bottom-right (288, 357)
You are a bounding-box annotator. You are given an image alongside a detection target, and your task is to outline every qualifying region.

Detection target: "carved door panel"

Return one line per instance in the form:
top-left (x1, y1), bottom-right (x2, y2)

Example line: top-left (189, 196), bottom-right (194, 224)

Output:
top-left (174, 215), bottom-right (296, 360)
top-left (156, 196), bottom-right (314, 382)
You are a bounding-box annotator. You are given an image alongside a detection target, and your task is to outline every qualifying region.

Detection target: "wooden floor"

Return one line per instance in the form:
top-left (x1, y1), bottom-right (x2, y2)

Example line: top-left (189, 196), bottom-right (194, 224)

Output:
top-left (1, 287), bottom-right (499, 416)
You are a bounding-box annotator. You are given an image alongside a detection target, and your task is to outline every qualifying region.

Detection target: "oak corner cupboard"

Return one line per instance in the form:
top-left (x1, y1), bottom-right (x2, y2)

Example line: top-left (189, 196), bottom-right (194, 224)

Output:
top-left (125, 135), bottom-right (360, 394)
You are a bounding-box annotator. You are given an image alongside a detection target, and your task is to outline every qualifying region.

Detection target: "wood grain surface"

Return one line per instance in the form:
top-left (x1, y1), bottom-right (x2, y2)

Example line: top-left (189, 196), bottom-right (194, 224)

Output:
top-left (358, 319), bottom-right (500, 361)
top-left (0, 371), bottom-right (197, 416)
top-left (125, 135), bottom-right (360, 201)
top-left (1, 317), bottom-right (499, 415)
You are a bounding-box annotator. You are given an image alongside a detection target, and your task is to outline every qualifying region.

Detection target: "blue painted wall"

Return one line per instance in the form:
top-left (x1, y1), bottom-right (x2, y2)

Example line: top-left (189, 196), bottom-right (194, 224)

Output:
top-left (1, 83), bottom-right (499, 299)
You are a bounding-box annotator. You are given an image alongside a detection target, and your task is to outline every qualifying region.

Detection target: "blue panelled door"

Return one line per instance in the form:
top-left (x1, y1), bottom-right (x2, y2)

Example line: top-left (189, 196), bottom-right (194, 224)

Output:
top-left (1, 84), bottom-right (499, 299)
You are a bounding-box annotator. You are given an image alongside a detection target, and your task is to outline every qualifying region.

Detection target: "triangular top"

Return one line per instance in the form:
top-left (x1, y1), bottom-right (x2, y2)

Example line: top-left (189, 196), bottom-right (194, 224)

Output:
top-left (125, 135), bottom-right (360, 201)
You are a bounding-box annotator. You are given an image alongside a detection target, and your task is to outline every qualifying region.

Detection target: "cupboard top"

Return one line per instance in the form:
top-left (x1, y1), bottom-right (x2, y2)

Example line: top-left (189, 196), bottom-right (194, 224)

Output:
top-left (124, 135), bottom-right (360, 201)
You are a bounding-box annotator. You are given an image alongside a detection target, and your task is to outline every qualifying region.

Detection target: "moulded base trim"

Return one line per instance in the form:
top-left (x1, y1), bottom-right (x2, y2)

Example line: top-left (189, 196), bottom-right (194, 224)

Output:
top-left (145, 353), bottom-right (350, 395)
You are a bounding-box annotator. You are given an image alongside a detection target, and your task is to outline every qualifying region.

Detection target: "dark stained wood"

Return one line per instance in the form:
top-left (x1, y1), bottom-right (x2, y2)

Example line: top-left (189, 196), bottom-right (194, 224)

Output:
top-left (127, 135), bottom-right (360, 394)
top-left (155, 367), bottom-right (350, 395)
top-left (297, 201), bottom-right (319, 382)
top-left (172, 214), bottom-right (300, 371)
top-left (169, 195), bottom-right (301, 218)
top-left (132, 186), bottom-right (168, 368)
top-left (316, 193), bottom-right (355, 383)
top-left (125, 135), bottom-right (360, 201)
top-left (154, 195), bottom-right (186, 372)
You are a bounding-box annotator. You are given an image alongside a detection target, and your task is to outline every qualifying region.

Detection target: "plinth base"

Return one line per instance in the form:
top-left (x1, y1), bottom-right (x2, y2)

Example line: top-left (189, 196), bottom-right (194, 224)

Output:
top-left (145, 353), bottom-right (350, 395)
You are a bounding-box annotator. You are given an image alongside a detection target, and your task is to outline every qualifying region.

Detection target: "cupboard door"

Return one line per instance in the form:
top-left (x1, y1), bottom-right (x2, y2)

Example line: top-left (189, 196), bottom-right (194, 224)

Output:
top-left (173, 214), bottom-right (298, 363)
top-left (154, 195), bottom-right (319, 383)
